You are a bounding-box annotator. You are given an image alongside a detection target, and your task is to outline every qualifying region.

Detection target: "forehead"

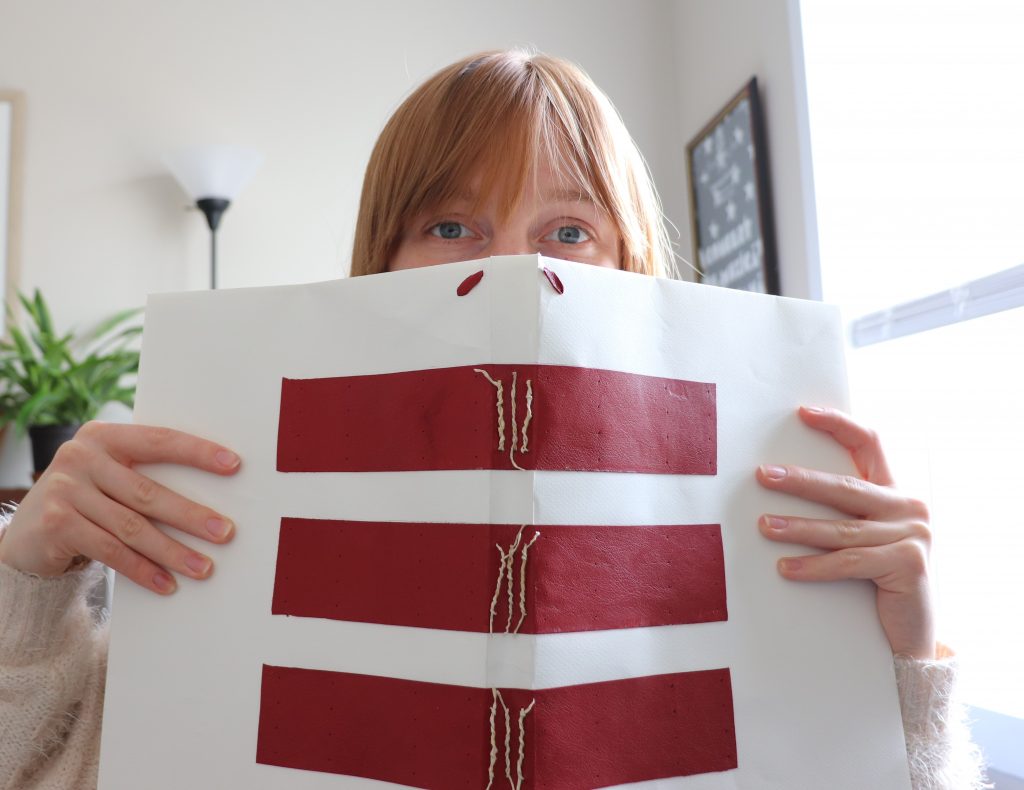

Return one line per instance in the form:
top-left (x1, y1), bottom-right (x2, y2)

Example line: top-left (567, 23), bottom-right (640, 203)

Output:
top-left (445, 160), bottom-right (598, 212)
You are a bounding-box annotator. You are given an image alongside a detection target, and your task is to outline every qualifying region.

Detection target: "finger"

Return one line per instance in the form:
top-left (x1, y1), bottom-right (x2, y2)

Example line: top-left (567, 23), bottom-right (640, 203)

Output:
top-left (777, 540), bottom-right (929, 590)
top-left (797, 406), bottom-right (895, 486)
top-left (759, 513), bottom-right (931, 550)
top-left (72, 483), bottom-right (215, 583)
top-left (88, 452), bottom-right (235, 544)
top-left (62, 509), bottom-right (179, 595)
top-left (756, 464), bottom-right (912, 519)
top-left (73, 422), bottom-right (241, 474)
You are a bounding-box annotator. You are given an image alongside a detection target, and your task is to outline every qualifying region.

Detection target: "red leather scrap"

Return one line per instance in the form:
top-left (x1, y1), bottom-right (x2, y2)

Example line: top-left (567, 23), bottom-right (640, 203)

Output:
top-left (456, 270), bottom-right (484, 295)
top-left (272, 519), bottom-right (727, 634)
top-left (542, 266), bottom-right (564, 294)
top-left (256, 666), bottom-right (737, 788)
top-left (277, 364), bottom-right (716, 474)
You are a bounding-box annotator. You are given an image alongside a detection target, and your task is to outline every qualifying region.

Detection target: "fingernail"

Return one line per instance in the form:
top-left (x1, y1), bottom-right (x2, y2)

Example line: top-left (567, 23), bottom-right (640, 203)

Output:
top-left (804, 405), bottom-right (825, 413)
top-left (154, 571), bottom-right (176, 593)
top-left (764, 515), bottom-right (787, 530)
top-left (206, 517), bottom-right (233, 539)
top-left (185, 553), bottom-right (212, 577)
top-left (779, 558), bottom-right (802, 573)
top-left (216, 449), bottom-right (240, 469)
top-left (761, 465), bottom-right (787, 480)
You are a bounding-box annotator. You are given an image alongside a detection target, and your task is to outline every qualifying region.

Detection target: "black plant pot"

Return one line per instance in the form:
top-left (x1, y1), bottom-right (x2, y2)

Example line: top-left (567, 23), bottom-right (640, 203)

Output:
top-left (28, 423), bottom-right (81, 475)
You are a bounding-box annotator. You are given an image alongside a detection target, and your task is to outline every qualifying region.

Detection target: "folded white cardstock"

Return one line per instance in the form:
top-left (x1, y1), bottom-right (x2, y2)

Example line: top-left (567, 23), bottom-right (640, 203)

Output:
top-left (98, 255), bottom-right (911, 789)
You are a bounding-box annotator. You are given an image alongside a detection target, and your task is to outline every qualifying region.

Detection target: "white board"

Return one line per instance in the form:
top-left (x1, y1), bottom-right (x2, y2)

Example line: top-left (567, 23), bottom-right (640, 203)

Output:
top-left (99, 255), bottom-right (911, 789)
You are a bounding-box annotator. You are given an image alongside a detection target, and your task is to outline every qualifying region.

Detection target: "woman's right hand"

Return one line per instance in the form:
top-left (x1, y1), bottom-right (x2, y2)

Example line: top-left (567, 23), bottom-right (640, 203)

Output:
top-left (0, 421), bottom-right (241, 594)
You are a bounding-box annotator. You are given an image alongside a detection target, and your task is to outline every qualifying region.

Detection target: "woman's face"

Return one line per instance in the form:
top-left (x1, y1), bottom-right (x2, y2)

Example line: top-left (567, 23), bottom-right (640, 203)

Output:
top-left (388, 162), bottom-right (621, 271)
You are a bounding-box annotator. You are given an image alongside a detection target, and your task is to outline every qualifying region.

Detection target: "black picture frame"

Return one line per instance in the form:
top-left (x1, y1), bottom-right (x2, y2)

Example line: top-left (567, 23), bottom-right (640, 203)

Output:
top-left (685, 77), bottom-right (779, 295)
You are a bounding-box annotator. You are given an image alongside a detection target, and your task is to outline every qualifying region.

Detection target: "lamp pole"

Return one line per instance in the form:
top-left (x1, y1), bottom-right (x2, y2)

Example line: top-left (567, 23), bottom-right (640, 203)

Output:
top-left (164, 144), bottom-right (263, 291)
top-left (196, 197), bottom-right (230, 290)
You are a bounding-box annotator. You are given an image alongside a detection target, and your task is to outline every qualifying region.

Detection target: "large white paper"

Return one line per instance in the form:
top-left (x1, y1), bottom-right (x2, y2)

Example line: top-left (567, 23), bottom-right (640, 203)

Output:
top-left (98, 255), bottom-right (911, 789)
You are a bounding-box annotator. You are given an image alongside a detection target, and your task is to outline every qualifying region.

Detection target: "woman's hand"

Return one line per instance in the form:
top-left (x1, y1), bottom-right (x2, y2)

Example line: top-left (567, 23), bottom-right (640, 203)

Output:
top-left (0, 421), bottom-right (241, 595)
top-left (756, 406), bottom-right (935, 659)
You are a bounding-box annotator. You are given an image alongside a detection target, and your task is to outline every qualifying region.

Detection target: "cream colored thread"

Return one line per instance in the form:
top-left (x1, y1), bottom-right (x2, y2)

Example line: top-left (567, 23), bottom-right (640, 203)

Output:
top-left (474, 368), bottom-right (506, 451)
top-left (485, 689), bottom-right (499, 790)
top-left (519, 379), bottom-right (533, 454)
top-left (515, 699), bottom-right (536, 790)
top-left (513, 530), bottom-right (540, 634)
top-left (509, 372), bottom-right (525, 470)
top-left (489, 544), bottom-right (509, 634)
top-left (510, 372), bottom-right (518, 452)
top-left (504, 527), bottom-right (524, 633)
top-left (496, 689), bottom-right (513, 787)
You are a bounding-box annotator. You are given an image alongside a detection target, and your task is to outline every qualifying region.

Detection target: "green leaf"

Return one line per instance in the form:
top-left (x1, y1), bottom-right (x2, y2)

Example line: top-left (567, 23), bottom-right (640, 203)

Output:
top-left (1, 289), bottom-right (142, 431)
top-left (81, 306), bottom-right (144, 346)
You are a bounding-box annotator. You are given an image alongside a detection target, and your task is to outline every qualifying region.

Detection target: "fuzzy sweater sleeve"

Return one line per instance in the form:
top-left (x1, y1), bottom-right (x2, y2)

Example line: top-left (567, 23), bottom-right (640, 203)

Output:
top-left (0, 554), bottom-right (107, 790)
top-left (895, 654), bottom-right (989, 790)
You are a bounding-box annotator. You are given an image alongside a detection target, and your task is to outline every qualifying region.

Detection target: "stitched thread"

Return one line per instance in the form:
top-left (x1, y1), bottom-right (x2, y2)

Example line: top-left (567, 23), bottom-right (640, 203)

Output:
top-left (504, 527), bottom-right (524, 633)
top-left (488, 691), bottom-right (536, 790)
top-left (520, 379), bottom-right (533, 454)
top-left (509, 372), bottom-right (525, 471)
top-left (514, 531), bottom-right (540, 634)
top-left (489, 544), bottom-right (509, 633)
top-left (515, 699), bottom-right (536, 790)
top-left (476, 369), bottom-right (534, 469)
top-left (474, 369), bottom-right (506, 451)
top-left (486, 689), bottom-right (499, 790)
top-left (497, 690), bottom-right (513, 787)
top-left (489, 528), bottom-right (523, 633)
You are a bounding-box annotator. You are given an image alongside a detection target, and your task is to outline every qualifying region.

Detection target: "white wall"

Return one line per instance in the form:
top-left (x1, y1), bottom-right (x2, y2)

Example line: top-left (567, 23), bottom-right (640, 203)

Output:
top-left (669, 0), bottom-right (819, 299)
top-left (0, 0), bottom-right (812, 484)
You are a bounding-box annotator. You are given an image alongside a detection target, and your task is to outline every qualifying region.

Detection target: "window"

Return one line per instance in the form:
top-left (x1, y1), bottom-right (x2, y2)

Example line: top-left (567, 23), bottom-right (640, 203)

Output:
top-left (801, 0), bottom-right (1024, 777)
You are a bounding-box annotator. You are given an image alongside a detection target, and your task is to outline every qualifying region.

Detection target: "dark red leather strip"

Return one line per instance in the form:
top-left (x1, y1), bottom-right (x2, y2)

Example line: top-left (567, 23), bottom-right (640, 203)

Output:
top-left (456, 270), bottom-right (484, 295)
top-left (256, 667), bottom-right (737, 787)
top-left (277, 364), bottom-right (716, 474)
top-left (272, 519), bottom-right (726, 634)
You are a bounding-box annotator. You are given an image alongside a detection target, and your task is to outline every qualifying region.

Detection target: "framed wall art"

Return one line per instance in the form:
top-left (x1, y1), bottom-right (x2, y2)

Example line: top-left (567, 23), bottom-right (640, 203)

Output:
top-left (686, 78), bottom-right (779, 295)
top-left (0, 91), bottom-right (24, 312)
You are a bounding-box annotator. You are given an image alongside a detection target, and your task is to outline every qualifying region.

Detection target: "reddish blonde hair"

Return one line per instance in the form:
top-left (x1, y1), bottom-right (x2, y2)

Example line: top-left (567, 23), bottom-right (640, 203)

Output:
top-left (350, 50), bottom-right (675, 278)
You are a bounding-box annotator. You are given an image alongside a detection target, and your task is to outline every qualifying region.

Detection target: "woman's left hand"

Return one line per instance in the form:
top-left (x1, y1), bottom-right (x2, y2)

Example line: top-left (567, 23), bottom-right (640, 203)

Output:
top-left (756, 406), bottom-right (935, 659)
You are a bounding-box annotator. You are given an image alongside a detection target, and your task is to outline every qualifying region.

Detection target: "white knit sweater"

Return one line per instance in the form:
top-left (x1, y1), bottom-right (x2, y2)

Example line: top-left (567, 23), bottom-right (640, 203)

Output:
top-left (0, 560), bottom-right (988, 789)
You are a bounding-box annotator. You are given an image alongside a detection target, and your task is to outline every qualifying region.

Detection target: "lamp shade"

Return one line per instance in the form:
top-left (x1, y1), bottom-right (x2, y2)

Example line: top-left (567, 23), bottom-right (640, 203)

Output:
top-left (164, 144), bottom-right (263, 202)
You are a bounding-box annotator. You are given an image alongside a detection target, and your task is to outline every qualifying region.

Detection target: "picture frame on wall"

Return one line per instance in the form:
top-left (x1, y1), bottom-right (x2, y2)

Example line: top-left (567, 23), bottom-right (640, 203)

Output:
top-left (0, 90), bottom-right (24, 314)
top-left (685, 77), bottom-right (779, 295)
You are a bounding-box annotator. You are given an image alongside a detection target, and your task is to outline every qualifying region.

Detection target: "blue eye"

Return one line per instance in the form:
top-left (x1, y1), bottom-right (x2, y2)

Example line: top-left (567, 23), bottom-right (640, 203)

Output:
top-left (546, 225), bottom-right (591, 244)
top-left (430, 221), bottom-right (471, 240)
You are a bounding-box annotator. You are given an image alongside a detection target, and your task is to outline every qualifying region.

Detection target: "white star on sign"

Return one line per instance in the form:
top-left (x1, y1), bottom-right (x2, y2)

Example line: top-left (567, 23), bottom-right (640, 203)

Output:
top-left (734, 127), bottom-right (745, 144)
top-left (725, 202), bottom-right (737, 221)
top-left (730, 164), bottom-right (741, 184)
top-left (744, 181), bottom-right (756, 201)
top-left (709, 222), bottom-right (720, 239)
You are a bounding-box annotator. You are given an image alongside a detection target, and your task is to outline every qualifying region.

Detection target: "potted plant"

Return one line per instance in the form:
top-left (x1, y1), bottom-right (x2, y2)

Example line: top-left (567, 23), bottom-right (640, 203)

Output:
top-left (0, 289), bottom-right (142, 476)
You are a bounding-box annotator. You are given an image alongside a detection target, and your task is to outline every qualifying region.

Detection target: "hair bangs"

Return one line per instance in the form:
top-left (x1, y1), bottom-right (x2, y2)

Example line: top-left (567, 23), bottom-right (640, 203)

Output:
top-left (406, 60), bottom-right (606, 229)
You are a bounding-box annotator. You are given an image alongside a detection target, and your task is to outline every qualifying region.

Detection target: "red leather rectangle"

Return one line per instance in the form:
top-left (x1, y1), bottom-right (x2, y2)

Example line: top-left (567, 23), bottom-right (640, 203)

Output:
top-left (256, 666), bottom-right (737, 788)
top-left (272, 519), bottom-right (726, 634)
top-left (277, 364), bottom-right (716, 474)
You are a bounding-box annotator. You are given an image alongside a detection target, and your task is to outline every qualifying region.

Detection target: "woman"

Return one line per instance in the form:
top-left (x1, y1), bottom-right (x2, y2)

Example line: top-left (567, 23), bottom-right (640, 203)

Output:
top-left (0, 50), bottom-right (985, 789)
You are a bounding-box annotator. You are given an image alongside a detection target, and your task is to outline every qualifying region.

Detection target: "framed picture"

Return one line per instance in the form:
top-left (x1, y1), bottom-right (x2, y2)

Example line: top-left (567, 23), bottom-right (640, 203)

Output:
top-left (685, 78), bottom-right (779, 295)
top-left (0, 90), bottom-right (24, 313)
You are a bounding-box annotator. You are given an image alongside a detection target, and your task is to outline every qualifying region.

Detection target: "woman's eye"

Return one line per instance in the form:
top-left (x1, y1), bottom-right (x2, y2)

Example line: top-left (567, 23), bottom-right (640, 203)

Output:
top-left (430, 221), bottom-right (472, 240)
top-left (545, 225), bottom-right (591, 244)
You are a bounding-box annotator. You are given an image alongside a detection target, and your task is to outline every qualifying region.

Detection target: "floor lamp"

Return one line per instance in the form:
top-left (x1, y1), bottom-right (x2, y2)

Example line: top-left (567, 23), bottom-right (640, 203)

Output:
top-left (165, 145), bottom-right (263, 289)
